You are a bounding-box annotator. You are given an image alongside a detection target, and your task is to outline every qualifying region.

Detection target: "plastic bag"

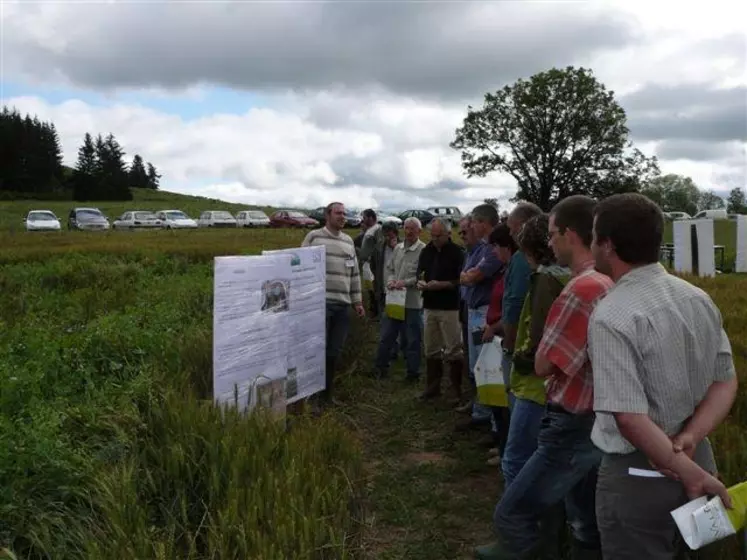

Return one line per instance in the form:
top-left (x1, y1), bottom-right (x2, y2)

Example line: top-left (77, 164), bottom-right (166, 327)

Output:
top-left (385, 288), bottom-right (406, 320)
top-left (474, 337), bottom-right (508, 407)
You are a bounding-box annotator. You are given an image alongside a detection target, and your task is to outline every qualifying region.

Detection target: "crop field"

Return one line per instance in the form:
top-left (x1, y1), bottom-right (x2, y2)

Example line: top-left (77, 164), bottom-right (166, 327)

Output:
top-left (1, 195), bottom-right (745, 559)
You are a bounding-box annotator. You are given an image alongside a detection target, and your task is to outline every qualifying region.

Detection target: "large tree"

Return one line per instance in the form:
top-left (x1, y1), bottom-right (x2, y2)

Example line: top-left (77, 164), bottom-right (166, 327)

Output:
top-left (727, 187), bottom-right (746, 214)
top-left (95, 133), bottom-right (132, 201)
top-left (698, 191), bottom-right (725, 211)
top-left (640, 173), bottom-right (701, 216)
top-left (71, 133), bottom-right (100, 201)
top-left (145, 162), bottom-right (161, 190)
top-left (129, 154), bottom-right (149, 189)
top-left (451, 66), bottom-right (659, 211)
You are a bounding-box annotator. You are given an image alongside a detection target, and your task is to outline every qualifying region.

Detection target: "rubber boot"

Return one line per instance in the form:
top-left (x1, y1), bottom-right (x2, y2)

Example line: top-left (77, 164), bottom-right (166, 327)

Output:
top-left (418, 358), bottom-right (443, 400)
top-left (446, 359), bottom-right (463, 406)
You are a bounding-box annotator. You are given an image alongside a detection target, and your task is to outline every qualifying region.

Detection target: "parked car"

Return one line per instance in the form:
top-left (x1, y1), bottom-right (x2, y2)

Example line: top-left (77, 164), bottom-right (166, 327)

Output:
top-left (426, 206), bottom-right (463, 228)
top-left (236, 210), bottom-right (271, 228)
top-left (270, 210), bottom-right (319, 228)
top-left (398, 209), bottom-right (435, 228)
top-left (308, 207), bottom-right (327, 225)
top-left (197, 210), bottom-right (238, 228)
top-left (692, 209), bottom-right (728, 220)
top-left (664, 211), bottom-right (691, 221)
top-left (345, 209), bottom-right (362, 228)
top-left (24, 210), bottom-right (61, 231)
top-left (112, 211), bottom-right (163, 230)
top-left (68, 207), bottom-right (110, 231)
top-left (155, 209), bottom-right (198, 229)
top-left (377, 212), bottom-right (403, 227)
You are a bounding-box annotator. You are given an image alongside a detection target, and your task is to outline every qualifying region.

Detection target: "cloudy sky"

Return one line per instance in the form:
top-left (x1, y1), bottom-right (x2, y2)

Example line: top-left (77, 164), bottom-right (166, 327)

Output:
top-left (2, 1), bottom-right (745, 212)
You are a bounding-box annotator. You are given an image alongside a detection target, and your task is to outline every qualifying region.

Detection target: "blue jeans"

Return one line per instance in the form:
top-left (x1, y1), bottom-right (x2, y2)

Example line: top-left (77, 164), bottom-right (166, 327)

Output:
top-left (501, 397), bottom-right (544, 488)
top-left (494, 408), bottom-right (602, 555)
top-left (375, 308), bottom-right (423, 378)
top-left (468, 306), bottom-right (492, 422)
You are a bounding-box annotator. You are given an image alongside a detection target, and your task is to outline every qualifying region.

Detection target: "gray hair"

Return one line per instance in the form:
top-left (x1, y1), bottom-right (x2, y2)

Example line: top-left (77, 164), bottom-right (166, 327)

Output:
top-left (509, 201), bottom-right (542, 225)
top-left (404, 216), bottom-right (422, 229)
top-left (471, 203), bottom-right (499, 226)
top-left (430, 217), bottom-right (450, 231)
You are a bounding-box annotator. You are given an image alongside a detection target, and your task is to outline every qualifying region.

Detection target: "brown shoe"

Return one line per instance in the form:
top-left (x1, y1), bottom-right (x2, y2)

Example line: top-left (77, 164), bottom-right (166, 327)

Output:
top-left (454, 399), bottom-right (473, 414)
top-left (417, 358), bottom-right (443, 400)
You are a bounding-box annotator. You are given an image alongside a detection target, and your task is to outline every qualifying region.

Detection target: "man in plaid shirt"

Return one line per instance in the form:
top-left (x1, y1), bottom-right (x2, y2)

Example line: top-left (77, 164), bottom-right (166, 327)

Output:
top-left (476, 195), bottom-right (613, 560)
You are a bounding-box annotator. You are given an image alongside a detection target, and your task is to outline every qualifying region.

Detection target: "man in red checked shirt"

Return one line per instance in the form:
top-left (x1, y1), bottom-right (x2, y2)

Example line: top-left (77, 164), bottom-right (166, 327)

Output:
top-left (477, 195), bottom-right (613, 560)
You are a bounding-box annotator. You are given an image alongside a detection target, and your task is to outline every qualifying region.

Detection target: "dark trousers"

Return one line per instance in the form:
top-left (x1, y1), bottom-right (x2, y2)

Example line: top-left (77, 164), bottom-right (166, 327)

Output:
top-left (494, 407), bottom-right (601, 556)
top-left (375, 309), bottom-right (423, 379)
top-left (324, 301), bottom-right (351, 399)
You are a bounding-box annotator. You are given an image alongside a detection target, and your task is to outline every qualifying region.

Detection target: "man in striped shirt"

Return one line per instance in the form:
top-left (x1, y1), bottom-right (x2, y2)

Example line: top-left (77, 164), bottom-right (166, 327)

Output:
top-left (302, 202), bottom-right (365, 404)
top-left (588, 193), bottom-right (735, 559)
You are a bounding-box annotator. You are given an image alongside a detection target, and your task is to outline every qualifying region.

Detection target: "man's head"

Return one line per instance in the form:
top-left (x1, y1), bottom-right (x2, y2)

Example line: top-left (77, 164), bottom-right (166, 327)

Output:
top-left (549, 195), bottom-right (597, 267)
top-left (517, 214), bottom-right (554, 270)
top-left (325, 202), bottom-right (346, 231)
top-left (489, 223), bottom-right (517, 264)
top-left (382, 222), bottom-right (399, 248)
top-left (429, 218), bottom-right (450, 249)
top-left (361, 208), bottom-right (377, 230)
top-left (592, 193), bottom-right (664, 279)
top-left (507, 201), bottom-right (542, 242)
top-left (458, 215), bottom-right (477, 248)
top-left (470, 203), bottom-right (499, 240)
top-left (403, 217), bottom-right (422, 243)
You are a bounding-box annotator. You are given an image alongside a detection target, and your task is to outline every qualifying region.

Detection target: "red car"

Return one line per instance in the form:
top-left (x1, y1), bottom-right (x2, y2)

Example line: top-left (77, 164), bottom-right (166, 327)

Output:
top-left (269, 210), bottom-right (319, 228)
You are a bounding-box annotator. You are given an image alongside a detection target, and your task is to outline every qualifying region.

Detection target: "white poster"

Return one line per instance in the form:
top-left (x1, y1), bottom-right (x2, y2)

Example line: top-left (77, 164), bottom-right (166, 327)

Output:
top-left (736, 215), bottom-right (747, 273)
top-left (263, 245), bottom-right (326, 403)
top-left (213, 254), bottom-right (293, 412)
top-left (694, 219), bottom-right (715, 278)
top-left (673, 219), bottom-right (715, 277)
top-left (673, 220), bottom-right (692, 274)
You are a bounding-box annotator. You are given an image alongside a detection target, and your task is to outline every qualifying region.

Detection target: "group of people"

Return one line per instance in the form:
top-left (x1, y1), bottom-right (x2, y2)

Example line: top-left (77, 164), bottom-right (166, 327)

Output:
top-left (302, 195), bottom-right (738, 560)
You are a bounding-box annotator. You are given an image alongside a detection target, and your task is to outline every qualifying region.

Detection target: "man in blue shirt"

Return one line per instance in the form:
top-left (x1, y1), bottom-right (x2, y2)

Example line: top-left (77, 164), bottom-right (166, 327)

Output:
top-left (457, 204), bottom-right (503, 431)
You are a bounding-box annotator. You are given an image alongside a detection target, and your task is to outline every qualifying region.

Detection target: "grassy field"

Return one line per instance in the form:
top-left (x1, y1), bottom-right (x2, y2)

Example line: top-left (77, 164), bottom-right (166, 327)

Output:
top-left (0, 195), bottom-right (745, 559)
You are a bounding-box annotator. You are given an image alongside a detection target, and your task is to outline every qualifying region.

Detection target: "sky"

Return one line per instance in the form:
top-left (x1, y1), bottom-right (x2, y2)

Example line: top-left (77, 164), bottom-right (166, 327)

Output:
top-left (2, 1), bottom-right (746, 213)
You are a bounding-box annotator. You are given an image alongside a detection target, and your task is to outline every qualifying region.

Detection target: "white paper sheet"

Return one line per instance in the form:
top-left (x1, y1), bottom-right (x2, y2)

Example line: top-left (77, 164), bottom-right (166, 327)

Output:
top-left (671, 495), bottom-right (736, 550)
top-left (736, 215), bottom-right (747, 273)
top-left (263, 245), bottom-right (327, 403)
top-left (213, 255), bottom-right (292, 412)
top-left (673, 220), bottom-right (692, 274)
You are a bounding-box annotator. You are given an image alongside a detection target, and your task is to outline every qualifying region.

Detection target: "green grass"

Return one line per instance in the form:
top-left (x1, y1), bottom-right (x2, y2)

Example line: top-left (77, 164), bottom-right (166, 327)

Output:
top-left (0, 192), bottom-right (744, 559)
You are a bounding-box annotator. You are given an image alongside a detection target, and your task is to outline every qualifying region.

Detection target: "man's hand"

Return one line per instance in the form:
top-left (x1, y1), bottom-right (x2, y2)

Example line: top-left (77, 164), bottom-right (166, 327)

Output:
top-left (354, 303), bottom-right (366, 318)
top-left (416, 280), bottom-right (428, 290)
top-left (681, 468), bottom-right (732, 509)
top-left (387, 280), bottom-right (396, 290)
top-left (672, 431), bottom-right (697, 459)
top-left (482, 324), bottom-right (495, 343)
top-left (393, 280), bottom-right (406, 290)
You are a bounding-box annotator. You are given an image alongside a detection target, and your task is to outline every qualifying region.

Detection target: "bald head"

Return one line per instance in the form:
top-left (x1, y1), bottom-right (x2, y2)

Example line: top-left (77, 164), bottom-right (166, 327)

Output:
top-left (430, 218), bottom-right (450, 249)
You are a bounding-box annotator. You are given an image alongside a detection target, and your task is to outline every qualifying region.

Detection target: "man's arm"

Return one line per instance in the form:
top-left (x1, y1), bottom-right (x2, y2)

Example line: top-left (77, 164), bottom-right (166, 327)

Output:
top-left (301, 231), bottom-right (313, 248)
top-left (350, 255), bottom-right (363, 305)
top-left (674, 327), bottom-right (738, 452)
top-left (385, 247), bottom-right (396, 285)
top-left (359, 232), bottom-right (377, 263)
top-left (501, 256), bottom-right (531, 351)
top-left (590, 318), bottom-right (731, 506)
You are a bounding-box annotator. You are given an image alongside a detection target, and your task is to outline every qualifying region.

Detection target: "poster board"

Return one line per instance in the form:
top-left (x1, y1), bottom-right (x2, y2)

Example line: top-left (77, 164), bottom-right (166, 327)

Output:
top-left (736, 215), bottom-right (747, 273)
top-left (213, 254), bottom-right (293, 413)
top-left (262, 245), bottom-right (327, 403)
top-left (673, 219), bottom-right (715, 277)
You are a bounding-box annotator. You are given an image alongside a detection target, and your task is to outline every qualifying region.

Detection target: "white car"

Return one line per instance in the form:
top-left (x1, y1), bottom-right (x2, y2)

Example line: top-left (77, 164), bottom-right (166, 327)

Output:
top-left (25, 210), bottom-right (61, 231)
top-left (155, 209), bottom-right (198, 229)
top-left (112, 211), bottom-right (163, 230)
top-left (236, 210), bottom-right (271, 228)
top-left (377, 212), bottom-right (403, 227)
top-left (198, 210), bottom-right (238, 228)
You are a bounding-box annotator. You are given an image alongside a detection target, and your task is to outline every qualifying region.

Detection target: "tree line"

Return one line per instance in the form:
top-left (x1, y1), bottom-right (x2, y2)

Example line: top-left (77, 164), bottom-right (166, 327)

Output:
top-left (0, 106), bottom-right (161, 201)
top-left (452, 66), bottom-right (745, 215)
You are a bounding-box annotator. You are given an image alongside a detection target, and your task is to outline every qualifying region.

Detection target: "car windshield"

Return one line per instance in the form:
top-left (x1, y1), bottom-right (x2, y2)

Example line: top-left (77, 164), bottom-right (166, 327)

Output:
top-left (77, 209), bottom-right (104, 220)
top-left (288, 212), bottom-right (307, 218)
top-left (247, 211), bottom-right (267, 218)
top-left (28, 211), bottom-right (57, 221)
top-left (166, 211), bottom-right (188, 219)
top-left (213, 211), bottom-right (234, 219)
top-left (134, 212), bottom-right (158, 220)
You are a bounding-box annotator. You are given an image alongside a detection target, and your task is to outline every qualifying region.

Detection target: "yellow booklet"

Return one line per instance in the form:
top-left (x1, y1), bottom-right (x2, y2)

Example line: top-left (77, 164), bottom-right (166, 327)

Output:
top-left (671, 481), bottom-right (747, 550)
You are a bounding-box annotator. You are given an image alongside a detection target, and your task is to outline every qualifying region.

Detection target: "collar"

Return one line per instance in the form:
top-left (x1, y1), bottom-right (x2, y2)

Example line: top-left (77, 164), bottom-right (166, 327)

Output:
top-left (324, 226), bottom-right (340, 237)
top-left (617, 262), bottom-right (667, 285)
top-left (572, 258), bottom-right (596, 277)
